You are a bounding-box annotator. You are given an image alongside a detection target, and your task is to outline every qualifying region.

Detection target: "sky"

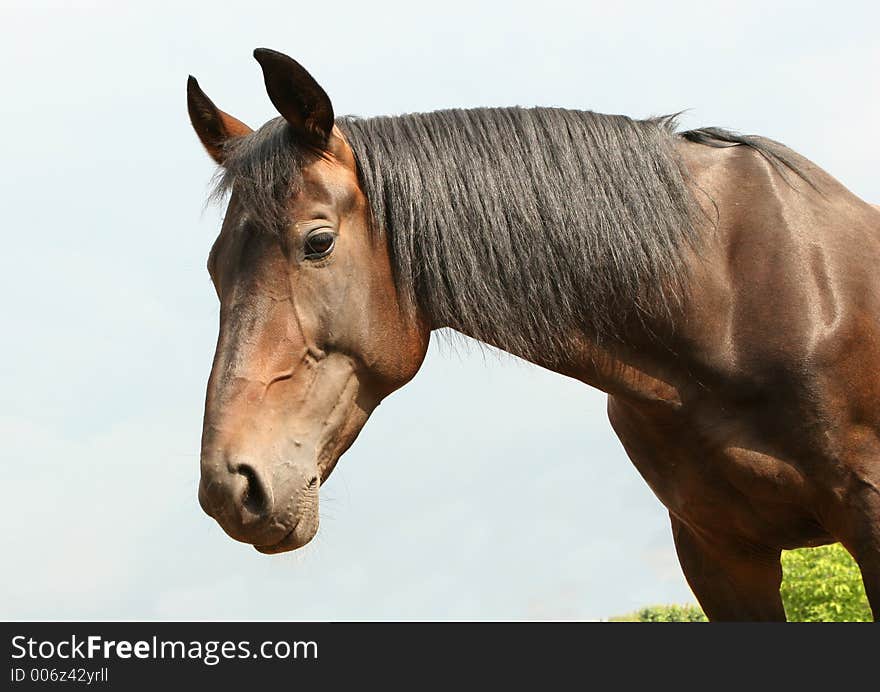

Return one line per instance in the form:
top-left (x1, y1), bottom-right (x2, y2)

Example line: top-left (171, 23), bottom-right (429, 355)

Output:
top-left (1, 0), bottom-right (878, 620)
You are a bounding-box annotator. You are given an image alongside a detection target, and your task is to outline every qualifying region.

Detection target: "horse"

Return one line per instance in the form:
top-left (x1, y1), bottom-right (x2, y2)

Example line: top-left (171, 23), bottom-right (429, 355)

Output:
top-left (188, 48), bottom-right (880, 621)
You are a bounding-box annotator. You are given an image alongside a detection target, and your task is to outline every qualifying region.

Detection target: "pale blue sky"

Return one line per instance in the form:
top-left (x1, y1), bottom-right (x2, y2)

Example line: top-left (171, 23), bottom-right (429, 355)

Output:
top-left (1, 0), bottom-right (877, 619)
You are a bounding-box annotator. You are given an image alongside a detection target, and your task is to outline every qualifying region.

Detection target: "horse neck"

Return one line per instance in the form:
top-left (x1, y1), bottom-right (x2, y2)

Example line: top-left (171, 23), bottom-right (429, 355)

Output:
top-left (404, 227), bottom-right (689, 407)
top-left (437, 317), bottom-right (684, 408)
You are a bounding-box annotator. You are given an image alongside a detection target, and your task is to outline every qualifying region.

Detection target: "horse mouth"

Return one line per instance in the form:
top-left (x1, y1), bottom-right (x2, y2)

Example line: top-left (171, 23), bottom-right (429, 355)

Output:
top-left (254, 525), bottom-right (297, 554)
top-left (253, 519), bottom-right (314, 554)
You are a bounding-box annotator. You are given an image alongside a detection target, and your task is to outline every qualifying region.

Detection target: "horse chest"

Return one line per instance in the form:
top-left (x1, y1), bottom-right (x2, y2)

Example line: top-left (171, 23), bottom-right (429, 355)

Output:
top-left (607, 396), bottom-right (829, 544)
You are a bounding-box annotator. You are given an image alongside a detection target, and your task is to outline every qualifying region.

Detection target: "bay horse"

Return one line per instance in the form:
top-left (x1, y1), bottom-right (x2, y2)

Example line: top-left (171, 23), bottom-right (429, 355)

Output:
top-left (188, 48), bottom-right (880, 621)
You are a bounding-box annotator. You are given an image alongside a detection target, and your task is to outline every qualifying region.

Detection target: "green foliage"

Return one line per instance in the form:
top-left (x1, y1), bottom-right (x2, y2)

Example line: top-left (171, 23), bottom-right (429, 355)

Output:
top-left (609, 543), bottom-right (872, 622)
top-left (780, 543), bottom-right (871, 622)
top-left (608, 603), bottom-right (707, 622)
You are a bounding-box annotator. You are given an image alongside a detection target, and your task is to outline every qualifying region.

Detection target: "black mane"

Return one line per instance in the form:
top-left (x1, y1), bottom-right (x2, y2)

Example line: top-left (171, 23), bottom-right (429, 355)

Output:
top-left (214, 106), bottom-right (803, 362)
top-left (338, 108), bottom-right (695, 358)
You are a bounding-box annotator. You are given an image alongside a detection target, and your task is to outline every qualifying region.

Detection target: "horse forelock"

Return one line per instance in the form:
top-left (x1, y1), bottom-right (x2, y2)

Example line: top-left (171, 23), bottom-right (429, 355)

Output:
top-left (210, 117), bottom-right (308, 236)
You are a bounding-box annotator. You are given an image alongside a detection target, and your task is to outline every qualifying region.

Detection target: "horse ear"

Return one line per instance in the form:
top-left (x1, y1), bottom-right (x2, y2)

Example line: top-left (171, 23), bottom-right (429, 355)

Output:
top-left (187, 76), bottom-right (253, 164)
top-left (253, 48), bottom-right (334, 148)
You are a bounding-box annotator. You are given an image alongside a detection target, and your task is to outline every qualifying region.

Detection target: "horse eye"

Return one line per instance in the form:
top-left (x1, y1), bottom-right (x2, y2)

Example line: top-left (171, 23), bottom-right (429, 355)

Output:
top-left (304, 231), bottom-right (336, 260)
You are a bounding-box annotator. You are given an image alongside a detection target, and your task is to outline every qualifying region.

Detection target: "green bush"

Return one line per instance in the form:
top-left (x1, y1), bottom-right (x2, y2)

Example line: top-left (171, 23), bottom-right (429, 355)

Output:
top-left (780, 543), bottom-right (871, 622)
top-left (610, 543), bottom-right (872, 622)
top-left (609, 603), bottom-right (707, 622)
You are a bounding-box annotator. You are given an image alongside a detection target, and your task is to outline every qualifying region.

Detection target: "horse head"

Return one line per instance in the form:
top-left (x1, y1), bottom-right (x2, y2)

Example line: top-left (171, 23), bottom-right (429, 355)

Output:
top-left (188, 49), bottom-right (429, 553)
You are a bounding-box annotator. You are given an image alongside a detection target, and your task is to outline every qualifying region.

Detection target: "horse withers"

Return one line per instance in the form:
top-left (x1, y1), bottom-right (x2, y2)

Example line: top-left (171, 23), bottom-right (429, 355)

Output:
top-left (188, 48), bottom-right (880, 621)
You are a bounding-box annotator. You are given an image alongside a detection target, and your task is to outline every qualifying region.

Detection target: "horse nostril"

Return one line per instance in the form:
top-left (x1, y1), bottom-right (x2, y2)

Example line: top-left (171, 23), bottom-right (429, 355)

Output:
top-left (236, 464), bottom-right (271, 518)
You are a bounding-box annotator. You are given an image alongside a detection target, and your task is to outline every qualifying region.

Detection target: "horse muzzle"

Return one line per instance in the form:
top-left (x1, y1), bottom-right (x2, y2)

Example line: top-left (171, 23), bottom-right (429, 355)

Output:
top-left (198, 453), bottom-right (320, 553)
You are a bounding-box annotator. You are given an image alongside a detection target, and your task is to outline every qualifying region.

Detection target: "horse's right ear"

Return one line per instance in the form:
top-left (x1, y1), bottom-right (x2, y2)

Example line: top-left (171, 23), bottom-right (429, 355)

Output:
top-left (187, 76), bottom-right (253, 165)
top-left (253, 48), bottom-right (334, 148)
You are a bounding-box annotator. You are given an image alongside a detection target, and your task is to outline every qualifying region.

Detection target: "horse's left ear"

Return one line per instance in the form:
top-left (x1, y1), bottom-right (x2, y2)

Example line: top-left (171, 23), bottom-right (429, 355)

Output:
top-left (187, 76), bottom-right (253, 164)
top-left (253, 48), bottom-right (334, 148)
